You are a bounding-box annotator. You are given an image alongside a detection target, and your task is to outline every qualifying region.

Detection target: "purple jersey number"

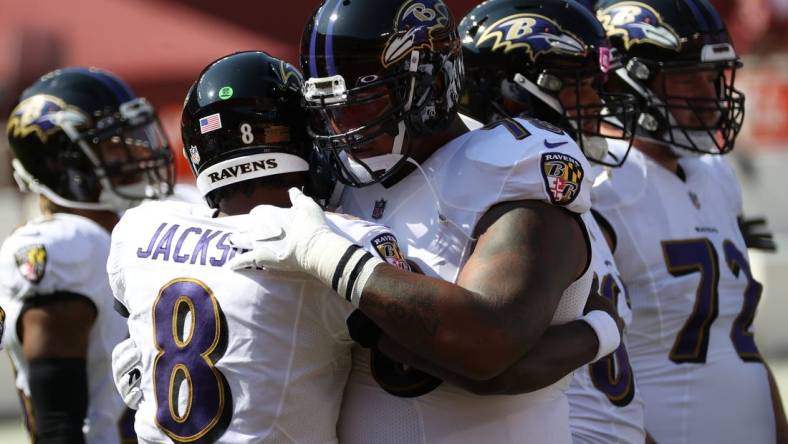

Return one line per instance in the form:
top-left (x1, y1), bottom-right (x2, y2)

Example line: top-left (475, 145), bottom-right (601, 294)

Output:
top-left (662, 238), bottom-right (762, 364)
top-left (723, 240), bottom-right (763, 362)
top-left (482, 118), bottom-right (532, 140)
top-left (152, 278), bottom-right (231, 443)
top-left (589, 273), bottom-right (636, 406)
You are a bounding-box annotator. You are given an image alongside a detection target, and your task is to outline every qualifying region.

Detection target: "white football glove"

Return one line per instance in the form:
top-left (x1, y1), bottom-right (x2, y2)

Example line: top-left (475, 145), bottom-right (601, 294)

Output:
top-left (228, 188), bottom-right (384, 306)
top-left (112, 338), bottom-right (143, 410)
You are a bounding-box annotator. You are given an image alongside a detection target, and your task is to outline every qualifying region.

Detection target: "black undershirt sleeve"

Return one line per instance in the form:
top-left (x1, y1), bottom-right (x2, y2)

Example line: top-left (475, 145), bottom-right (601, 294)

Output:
top-left (20, 291), bottom-right (95, 444)
top-left (28, 357), bottom-right (88, 444)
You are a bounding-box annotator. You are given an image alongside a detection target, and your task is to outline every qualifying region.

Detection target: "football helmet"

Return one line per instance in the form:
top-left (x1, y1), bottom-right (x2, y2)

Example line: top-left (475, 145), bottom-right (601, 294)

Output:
top-left (459, 0), bottom-right (639, 166)
top-left (595, 0), bottom-right (744, 155)
top-left (6, 67), bottom-right (174, 211)
top-left (181, 51), bottom-right (312, 209)
top-left (300, 0), bottom-right (464, 187)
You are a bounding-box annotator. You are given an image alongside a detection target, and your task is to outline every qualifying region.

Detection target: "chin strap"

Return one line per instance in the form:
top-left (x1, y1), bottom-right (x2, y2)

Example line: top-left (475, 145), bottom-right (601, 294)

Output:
top-left (513, 73), bottom-right (564, 116)
top-left (512, 73), bottom-right (611, 163)
top-left (338, 48), bottom-right (417, 187)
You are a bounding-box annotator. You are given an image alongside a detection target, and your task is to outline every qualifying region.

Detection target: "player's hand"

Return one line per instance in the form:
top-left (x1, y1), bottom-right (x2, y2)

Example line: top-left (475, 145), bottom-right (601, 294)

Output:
top-left (227, 187), bottom-right (339, 272)
top-left (738, 216), bottom-right (777, 252)
top-left (229, 188), bottom-right (384, 306)
top-left (584, 292), bottom-right (624, 339)
top-left (112, 338), bottom-right (143, 410)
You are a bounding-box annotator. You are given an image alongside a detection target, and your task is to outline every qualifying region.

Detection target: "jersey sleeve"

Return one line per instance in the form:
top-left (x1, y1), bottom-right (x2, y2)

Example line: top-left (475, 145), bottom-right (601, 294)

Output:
top-left (438, 117), bottom-right (593, 215)
top-left (107, 213), bottom-right (130, 315)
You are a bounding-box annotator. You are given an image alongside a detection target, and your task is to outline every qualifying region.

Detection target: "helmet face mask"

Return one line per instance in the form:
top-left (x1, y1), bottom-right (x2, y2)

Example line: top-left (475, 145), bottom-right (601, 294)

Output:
top-left (621, 54), bottom-right (744, 155)
top-left (303, 62), bottom-right (420, 187)
top-left (507, 61), bottom-right (639, 166)
top-left (7, 69), bottom-right (175, 211)
top-left (596, 0), bottom-right (745, 156)
top-left (301, 0), bottom-right (463, 187)
top-left (76, 98), bottom-right (174, 200)
top-left (459, 0), bottom-right (639, 167)
top-left (305, 71), bottom-right (411, 152)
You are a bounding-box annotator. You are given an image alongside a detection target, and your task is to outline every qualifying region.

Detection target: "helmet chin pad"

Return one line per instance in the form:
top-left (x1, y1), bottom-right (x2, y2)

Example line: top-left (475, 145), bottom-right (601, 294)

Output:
top-left (342, 153), bottom-right (406, 185)
top-left (328, 121), bottom-right (410, 187)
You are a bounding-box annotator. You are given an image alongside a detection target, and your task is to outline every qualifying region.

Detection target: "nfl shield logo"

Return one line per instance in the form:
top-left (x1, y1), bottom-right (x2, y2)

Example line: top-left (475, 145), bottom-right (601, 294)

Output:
top-left (189, 145), bottom-right (201, 164)
top-left (689, 191), bottom-right (701, 210)
top-left (372, 199), bottom-right (387, 220)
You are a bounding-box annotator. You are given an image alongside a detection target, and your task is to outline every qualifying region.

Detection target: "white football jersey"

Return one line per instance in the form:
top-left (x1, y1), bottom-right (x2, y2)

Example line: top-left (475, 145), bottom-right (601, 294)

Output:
top-left (338, 117), bottom-right (596, 444)
top-left (108, 200), bottom-right (398, 444)
top-left (592, 145), bottom-right (775, 444)
top-left (0, 213), bottom-right (129, 443)
top-left (567, 205), bottom-right (646, 444)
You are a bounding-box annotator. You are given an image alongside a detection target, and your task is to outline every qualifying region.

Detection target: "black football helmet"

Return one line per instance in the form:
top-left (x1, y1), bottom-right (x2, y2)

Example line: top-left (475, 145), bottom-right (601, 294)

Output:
top-left (595, 0), bottom-right (744, 155)
top-left (300, 0), bottom-right (464, 187)
top-left (181, 51), bottom-right (313, 209)
top-left (6, 67), bottom-right (174, 211)
top-left (460, 0), bottom-right (639, 167)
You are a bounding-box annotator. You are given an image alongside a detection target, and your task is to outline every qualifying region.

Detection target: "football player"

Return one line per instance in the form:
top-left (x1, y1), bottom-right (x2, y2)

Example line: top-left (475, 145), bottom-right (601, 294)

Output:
top-left (106, 50), bottom-right (420, 443)
top-left (458, 0), bottom-right (647, 443)
top-left (229, 0), bottom-right (625, 442)
top-left (590, 0), bottom-right (787, 442)
top-left (1, 67), bottom-right (174, 443)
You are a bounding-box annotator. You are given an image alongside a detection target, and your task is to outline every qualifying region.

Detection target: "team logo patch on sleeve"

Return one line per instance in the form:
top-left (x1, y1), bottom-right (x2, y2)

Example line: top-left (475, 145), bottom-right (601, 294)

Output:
top-left (541, 153), bottom-right (584, 206)
top-left (370, 234), bottom-right (411, 271)
top-left (14, 244), bottom-right (47, 284)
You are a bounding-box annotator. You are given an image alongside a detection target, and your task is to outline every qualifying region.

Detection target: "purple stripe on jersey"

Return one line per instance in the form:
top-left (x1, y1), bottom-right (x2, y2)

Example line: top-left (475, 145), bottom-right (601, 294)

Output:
top-left (324, 0), bottom-right (344, 76)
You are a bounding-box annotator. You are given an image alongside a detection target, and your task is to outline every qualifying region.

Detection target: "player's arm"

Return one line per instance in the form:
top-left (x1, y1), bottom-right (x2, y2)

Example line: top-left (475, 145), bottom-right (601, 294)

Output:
top-left (376, 320), bottom-right (597, 394)
top-left (355, 199), bottom-right (590, 380)
top-left (230, 189), bottom-right (618, 381)
top-left (21, 294), bottom-right (96, 444)
top-left (355, 289), bottom-right (622, 394)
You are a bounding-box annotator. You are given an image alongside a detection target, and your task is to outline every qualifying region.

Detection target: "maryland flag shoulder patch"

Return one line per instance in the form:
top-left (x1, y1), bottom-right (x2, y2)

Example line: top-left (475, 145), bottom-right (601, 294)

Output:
top-left (14, 244), bottom-right (47, 284)
top-left (370, 233), bottom-right (411, 272)
top-left (541, 152), bottom-right (584, 206)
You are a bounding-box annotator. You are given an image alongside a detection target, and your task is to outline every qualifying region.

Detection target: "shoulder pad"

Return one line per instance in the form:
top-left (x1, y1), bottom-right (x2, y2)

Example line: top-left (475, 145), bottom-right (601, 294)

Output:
top-left (1, 215), bottom-right (108, 300)
top-left (591, 142), bottom-right (648, 211)
top-left (434, 117), bottom-right (592, 214)
top-left (168, 183), bottom-right (206, 205)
